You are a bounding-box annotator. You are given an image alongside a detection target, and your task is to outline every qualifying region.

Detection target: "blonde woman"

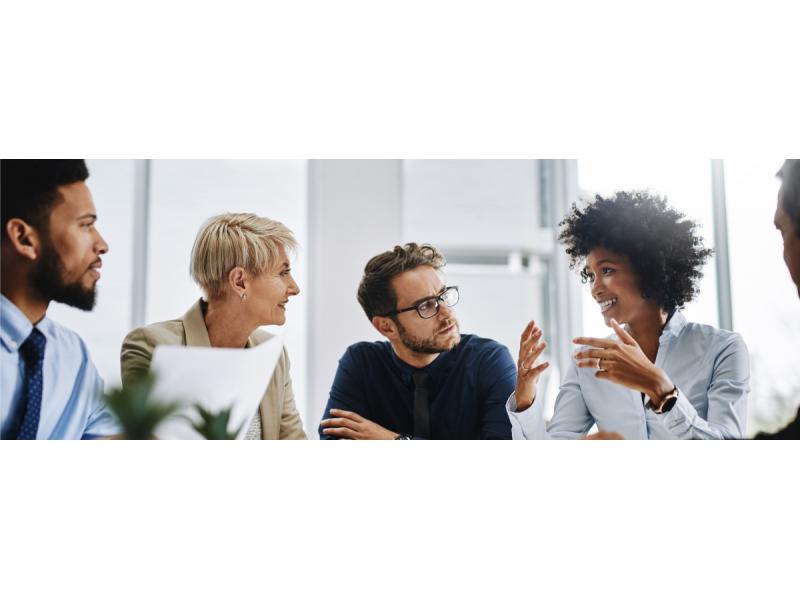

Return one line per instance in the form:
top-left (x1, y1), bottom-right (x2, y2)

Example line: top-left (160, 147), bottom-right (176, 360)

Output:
top-left (120, 213), bottom-right (306, 439)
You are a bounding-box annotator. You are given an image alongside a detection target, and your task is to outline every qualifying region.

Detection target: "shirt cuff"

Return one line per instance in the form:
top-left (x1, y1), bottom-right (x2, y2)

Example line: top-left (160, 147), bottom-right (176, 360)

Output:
top-left (506, 391), bottom-right (547, 439)
top-left (654, 387), bottom-right (696, 438)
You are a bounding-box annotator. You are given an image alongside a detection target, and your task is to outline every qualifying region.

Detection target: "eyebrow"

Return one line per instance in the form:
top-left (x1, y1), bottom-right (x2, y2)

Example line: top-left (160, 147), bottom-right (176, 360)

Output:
top-left (411, 285), bottom-right (448, 305)
top-left (77, 213), bottom-right (97, 221)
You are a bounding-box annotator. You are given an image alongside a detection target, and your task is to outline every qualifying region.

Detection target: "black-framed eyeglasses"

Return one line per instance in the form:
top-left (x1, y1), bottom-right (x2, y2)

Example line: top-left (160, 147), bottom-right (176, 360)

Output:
top-left (383, 286), bottom-right (460, 319)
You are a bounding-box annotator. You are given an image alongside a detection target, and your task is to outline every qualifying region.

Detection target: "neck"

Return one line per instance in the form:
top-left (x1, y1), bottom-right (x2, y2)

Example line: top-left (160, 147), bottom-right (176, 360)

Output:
top-left (203, 297), bottom-right (256, 349)
top-left (0, 271), bottom-right (49, 325)
top-left (391, 341), bottom-right (439, 369)
top-left (625, 308), bottom-right (670, 362)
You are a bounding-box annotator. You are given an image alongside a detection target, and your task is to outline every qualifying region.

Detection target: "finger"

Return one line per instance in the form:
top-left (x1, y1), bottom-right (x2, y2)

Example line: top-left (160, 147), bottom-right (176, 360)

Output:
top-left (577, 358), bottom-right (617, 369)
top-left (329, 408), bottom-right (364, 422)
top-left (518, 330), bottom-right (543, 367)
top-left (576, 359), bottom-right (597, 369)
top-left (320, 417), bottom-right (360, 430)
top-left (574, 348), bottom-right (615, 360)
top-left (521, 342), bottom-right (547, 370)
top-left (520, 326), bottom-right (542, 355)
top-left (322, 427), bottom-right (359, 439)
top-left (582, 430), bottom-right (624, 440)
top-left (519, 320), bottom-right (535, 349)
top-left (527, 361), bottom-right (549, 378)
top-left (610, 319), bottom-right (637, 346)
top-left (572, 337), bottom-right (616, 349)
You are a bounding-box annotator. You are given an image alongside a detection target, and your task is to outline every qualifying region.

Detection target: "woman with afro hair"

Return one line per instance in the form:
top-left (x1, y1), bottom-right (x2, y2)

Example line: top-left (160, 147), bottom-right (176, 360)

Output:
top-left (507, 190), bottom-right (750, 439)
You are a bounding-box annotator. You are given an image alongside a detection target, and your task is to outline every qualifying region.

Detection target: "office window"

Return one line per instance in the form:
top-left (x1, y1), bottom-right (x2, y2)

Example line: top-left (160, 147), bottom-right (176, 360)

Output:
top-left (724, 158), bottom-right (798, 434)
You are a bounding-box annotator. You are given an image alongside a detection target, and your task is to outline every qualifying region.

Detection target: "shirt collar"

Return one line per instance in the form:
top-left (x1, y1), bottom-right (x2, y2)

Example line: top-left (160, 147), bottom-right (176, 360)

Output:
top-left (0, 293), bottom-right (35, 351)
top-left (659, 309), bottom-right (687, 342)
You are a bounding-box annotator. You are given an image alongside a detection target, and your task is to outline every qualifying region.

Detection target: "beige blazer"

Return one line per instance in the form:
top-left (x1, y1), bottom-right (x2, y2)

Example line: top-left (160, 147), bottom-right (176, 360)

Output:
top-left (120, 299), bottom-right (306, 440)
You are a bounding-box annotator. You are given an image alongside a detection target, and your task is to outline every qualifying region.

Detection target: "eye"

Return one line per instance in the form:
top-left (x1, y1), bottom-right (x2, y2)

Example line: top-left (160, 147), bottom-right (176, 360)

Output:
top-left (601, 267), bottom-right (615, 275)
top-left (417, 299), bottom-right (436, 313)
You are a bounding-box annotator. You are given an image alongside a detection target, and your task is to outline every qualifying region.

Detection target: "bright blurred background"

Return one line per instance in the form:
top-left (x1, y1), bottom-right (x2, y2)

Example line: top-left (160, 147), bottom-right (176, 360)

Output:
top-left (49, 159), bottom-right (797, 438)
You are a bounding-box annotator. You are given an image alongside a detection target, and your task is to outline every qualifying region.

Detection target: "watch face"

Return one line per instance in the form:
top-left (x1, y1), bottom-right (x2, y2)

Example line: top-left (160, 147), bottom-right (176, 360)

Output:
top-left (662, 396), bottom-right (678, 412)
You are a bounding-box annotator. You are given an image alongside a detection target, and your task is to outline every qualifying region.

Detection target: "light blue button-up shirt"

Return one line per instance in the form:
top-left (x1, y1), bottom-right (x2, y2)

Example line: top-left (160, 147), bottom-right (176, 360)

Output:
top-left (1, 294), bottom-right (119, 439)
top-left (507, 311), bottom-right (750, 439)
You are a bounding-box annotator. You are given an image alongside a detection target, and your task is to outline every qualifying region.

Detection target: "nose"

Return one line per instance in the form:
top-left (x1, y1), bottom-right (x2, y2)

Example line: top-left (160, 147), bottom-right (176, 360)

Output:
top-left (288, 274), bottom-right (300, 296)
top-left (438, 300), bottom-right (455, 320)
top-left (591, 279), bottom-right (605, 299)
top-left (95, 229), bottom-right (109, 255)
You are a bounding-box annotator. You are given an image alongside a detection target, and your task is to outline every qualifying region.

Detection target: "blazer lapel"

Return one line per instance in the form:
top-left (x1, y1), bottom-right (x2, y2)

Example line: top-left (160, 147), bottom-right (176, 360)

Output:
top-left (181, 299), bottom-right (212, 347)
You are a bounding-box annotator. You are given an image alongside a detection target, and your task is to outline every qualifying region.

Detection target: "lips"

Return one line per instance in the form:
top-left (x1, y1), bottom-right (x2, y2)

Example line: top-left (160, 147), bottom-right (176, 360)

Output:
top-left (598, 297), bottom-right (617, 313)
top-left (88, 260), bottom-right (102, 280)
top-left (438, 322), bottom-right (456, 334)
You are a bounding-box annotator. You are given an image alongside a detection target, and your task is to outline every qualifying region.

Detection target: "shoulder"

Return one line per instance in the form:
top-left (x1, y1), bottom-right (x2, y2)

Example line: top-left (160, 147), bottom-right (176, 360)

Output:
top-left (457, 334), bottom-right (515, 366)
top-left (340, 340), bottom-right (392, 363)
top-left (680, 321), bottom-right (747, 352)
top-left (459, 334), bottom-right (511, 356)
top-left (40, 317), bottom-right (92, 359)
top-left (250, 329), bottom-right (290, 369)
top-left (123, 318), bottom-right (185, 349)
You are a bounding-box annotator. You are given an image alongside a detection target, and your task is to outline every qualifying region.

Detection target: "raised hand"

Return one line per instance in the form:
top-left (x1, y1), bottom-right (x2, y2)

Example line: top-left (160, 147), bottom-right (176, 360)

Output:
top-left (515, 320), bottom-right (550, 412)
top-left (573, 318), bottom-right (675, 407)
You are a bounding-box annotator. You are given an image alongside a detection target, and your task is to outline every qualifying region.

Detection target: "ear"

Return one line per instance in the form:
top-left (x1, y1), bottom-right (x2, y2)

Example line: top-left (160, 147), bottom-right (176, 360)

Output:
top-left (371, 315), bottom-right (399, 340)
top-left (227, 266), bottom-right (248, 298)
top-left (4, 218), bottom-right (41, 262)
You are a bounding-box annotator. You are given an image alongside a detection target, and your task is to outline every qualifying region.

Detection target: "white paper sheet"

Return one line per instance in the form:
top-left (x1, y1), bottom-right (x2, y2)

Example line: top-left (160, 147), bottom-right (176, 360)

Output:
top-left (148, 335), bottom-right (284, 439)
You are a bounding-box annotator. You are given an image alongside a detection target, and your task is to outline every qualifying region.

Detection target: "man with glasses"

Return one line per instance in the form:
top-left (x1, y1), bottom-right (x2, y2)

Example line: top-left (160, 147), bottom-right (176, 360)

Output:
top-left (319, 243), bottom-right (516, 439)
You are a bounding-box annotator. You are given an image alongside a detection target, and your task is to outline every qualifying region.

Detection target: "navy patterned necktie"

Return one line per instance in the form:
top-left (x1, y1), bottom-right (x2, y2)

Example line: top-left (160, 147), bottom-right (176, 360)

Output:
top-left (16, 328), bottom-right (47, 440)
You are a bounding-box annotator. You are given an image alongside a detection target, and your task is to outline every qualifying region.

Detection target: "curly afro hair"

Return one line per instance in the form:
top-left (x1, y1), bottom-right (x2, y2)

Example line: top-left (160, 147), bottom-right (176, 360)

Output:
top-left (558, 190), bottom-right (713, 311)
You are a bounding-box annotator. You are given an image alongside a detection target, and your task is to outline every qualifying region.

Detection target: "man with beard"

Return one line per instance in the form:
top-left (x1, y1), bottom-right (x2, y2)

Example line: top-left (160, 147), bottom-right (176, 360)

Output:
top-left (1, 160), bottom-right (119, 439)
top-left (319, 243), bottom-right (515, 439)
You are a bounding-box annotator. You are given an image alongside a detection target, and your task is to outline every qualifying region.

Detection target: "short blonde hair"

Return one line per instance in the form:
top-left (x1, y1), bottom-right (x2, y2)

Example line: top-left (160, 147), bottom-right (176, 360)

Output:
top-left (190, 213), bottom-right (297, 298)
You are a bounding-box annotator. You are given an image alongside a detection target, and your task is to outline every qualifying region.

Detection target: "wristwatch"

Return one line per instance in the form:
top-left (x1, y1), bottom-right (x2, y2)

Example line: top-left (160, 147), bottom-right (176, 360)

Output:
top-left (649, 386), bottom-right (679, 414)
top-left (394, 433), bottom-right (413, 440)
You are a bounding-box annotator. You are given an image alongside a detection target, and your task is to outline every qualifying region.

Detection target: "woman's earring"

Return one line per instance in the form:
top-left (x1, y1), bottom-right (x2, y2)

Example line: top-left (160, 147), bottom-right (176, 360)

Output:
top-left (240, 293), bottom-right (247, 302)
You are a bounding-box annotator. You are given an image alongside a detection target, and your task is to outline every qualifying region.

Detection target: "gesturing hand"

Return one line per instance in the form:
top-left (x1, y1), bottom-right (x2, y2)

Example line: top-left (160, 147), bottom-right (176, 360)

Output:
top-left (573, 318), bottom-right (674, 406)
top-left (515, 320), bottom-right (550, 412)
top-left (321, 409), bottom-right (398, 440)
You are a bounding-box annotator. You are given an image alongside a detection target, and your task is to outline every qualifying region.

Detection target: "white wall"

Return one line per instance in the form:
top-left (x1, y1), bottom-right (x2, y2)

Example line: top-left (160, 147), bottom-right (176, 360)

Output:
top-left (306, 160), bottom-right (404, 435)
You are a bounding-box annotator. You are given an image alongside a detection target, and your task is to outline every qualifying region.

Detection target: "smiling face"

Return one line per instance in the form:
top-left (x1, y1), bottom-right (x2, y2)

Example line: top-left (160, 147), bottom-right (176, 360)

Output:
top-left (245, 245), bottom-right (300, 326)
top-left (388, 265), bottom-right (460, 354)
top-left (775, 191), bottom-right (800, 298)
top-left (30, 181), bottom-right (108, 310)
top-left (583, 247), bottom-right (663, 328)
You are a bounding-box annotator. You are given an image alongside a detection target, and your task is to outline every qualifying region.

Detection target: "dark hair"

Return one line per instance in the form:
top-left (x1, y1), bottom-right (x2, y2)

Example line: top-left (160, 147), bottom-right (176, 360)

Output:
top-left (357, 243), bottom-right (446, 320)
top-left (1, 159), bottom-right (89, 241)
top-left (778, 159), bottom-right (800, 236)
top-left (558, 190), bottom-right (713, 312)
